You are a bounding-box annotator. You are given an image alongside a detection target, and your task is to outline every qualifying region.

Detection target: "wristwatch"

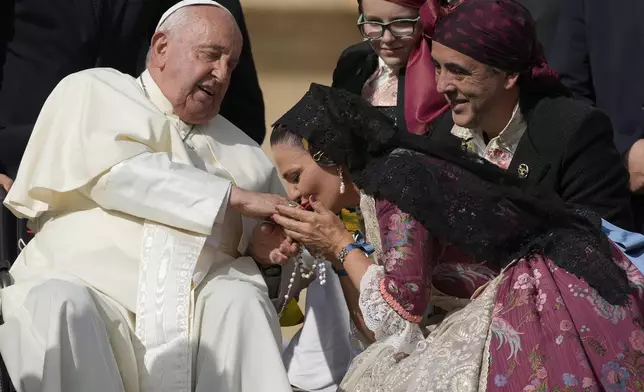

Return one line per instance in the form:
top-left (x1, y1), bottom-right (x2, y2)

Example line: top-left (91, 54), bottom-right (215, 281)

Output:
top-left (337, 231), bottom-right (374, 264)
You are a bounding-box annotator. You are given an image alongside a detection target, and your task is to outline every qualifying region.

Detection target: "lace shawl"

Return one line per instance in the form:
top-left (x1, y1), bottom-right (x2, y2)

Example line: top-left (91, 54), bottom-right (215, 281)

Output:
top-left (353, 148), bottom-right (630, 306)
top-left (273, 83), bottom-right (631, 306)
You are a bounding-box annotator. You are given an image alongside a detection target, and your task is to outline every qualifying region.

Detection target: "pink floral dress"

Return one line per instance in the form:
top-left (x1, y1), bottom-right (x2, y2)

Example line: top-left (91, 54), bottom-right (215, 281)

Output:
top-left (349, 105), bottom-right (644, 389)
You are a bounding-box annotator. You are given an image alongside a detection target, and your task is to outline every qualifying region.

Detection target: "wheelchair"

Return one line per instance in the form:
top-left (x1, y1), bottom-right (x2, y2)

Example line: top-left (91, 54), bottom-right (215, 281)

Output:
top-left (0, 187), bottom-right (18, 392)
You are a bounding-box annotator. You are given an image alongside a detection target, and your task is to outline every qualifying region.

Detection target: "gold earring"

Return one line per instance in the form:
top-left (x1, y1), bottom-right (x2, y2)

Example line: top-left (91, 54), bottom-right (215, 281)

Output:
top-left (338, 167), bottom-right (346, 194)
top-left (313, 151), bottom-right (325, 162)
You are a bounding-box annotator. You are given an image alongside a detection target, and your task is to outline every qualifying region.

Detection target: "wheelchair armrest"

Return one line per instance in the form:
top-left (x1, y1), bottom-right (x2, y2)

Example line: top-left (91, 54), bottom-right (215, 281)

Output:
top-left (0, 188), bottom-right (14, 288)
top-left (0, 259), bottom-right (11, 289)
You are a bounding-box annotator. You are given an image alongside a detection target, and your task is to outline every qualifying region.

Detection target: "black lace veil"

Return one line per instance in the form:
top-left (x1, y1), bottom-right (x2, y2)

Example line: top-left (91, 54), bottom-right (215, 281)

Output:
top-left (272, 83), bottom-right (631, 305)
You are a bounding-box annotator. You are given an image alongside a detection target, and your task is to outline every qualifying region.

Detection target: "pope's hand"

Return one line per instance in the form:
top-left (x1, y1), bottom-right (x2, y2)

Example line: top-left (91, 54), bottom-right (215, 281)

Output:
top-left (249, 223), bottom-right (299, 266)
top-left (273, 197), bottom-right (353, 261)
top-left (0, 174), bottom-right (13, 193)
top-left (230, 186), bottom-right (291, 220)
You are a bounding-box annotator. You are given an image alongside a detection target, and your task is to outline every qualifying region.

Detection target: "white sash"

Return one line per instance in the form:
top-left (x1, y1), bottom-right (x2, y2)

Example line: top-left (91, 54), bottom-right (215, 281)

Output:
top-left (135, 222), bottom-right (207, 392)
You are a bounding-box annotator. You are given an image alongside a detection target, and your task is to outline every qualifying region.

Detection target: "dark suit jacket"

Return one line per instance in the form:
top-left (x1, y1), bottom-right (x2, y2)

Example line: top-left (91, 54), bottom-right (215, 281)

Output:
top-left (549, 0), bottom-right (644, 156)
top-left (134, 0), bottom-right (266, 145)
top-left (427, 94), bottom-right (635, 231)
top-left (331, 41), bottom-right (409, 133)
top-left (515, 0), bottom-right (560, 57)
top-left (0, 0), bottom-right (154, 178)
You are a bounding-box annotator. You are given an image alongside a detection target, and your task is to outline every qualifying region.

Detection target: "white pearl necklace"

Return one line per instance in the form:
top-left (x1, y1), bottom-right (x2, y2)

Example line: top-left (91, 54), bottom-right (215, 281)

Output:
top-left (300, 251), bottom-right (327, 285)
top-left (278, 250), bottom-right (328, 317)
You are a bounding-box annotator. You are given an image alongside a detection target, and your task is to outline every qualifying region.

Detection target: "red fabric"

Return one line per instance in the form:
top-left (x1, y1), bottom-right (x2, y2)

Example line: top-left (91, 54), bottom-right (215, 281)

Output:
top-left (487, 247), bottom-right (644, 391)
top-left (375, 199), bottom-right (499, 321)
top-left (433, 0), bottom-right (567, 95)
top-left (386, 0), bottom-right (450, 134)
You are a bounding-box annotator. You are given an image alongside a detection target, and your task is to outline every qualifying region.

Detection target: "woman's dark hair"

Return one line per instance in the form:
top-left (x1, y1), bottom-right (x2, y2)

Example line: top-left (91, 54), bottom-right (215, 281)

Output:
top-left (270, 124), bottom-right (337, 168)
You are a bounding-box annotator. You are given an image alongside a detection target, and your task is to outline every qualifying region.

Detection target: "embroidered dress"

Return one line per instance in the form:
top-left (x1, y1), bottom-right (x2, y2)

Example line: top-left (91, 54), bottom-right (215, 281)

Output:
top-left (341, 112), bottom-right (644, 390)
top-left (341, 190), bottom-right (644, 392)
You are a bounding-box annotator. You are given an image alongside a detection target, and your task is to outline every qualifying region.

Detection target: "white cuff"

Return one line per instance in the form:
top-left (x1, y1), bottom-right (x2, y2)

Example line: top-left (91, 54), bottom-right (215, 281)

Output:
top-left (89, 152), bottom-right (231, 235)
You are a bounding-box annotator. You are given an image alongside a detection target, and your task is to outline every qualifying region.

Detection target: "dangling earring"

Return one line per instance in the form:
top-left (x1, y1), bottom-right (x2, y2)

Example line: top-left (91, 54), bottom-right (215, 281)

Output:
top-left (338, 167), bottom-right (346, 194)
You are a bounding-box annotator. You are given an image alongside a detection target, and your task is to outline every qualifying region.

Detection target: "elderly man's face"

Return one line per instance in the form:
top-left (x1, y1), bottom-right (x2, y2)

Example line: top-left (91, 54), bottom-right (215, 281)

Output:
top-left (431, 41), bottom-right (512, 129)
top-left (151, 6), bottom-right (242, 124)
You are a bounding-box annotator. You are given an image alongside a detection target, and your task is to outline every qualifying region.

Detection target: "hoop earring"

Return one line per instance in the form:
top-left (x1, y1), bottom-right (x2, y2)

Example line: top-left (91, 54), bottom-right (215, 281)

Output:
top-left (338, 167), bottom-right (346, 194)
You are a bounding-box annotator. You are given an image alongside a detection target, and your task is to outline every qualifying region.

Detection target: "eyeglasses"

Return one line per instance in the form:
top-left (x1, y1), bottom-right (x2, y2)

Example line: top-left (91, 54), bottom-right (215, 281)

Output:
top-left (357, 14), bottom-right (420, 39)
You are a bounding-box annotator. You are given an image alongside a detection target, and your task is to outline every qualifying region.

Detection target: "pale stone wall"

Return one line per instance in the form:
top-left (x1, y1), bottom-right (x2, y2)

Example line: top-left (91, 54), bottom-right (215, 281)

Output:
top-left (241, 1), bottom-right (363, 339)
top-left (241, 1), bottom-right (363, 153)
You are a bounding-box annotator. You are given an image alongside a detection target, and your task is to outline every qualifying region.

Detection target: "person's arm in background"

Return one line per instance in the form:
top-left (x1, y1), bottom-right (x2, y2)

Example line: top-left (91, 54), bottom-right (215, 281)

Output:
top-left (0, 174), bottom-right (12, 192)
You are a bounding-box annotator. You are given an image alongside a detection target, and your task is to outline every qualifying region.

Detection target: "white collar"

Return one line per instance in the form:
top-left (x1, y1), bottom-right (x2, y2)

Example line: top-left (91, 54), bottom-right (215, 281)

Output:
top-left (139, 70), bottom-right (196, 137)
top-left (139, 70), bottom-right (176, 117)
top-left (452, 102), bottom-right (525, 147)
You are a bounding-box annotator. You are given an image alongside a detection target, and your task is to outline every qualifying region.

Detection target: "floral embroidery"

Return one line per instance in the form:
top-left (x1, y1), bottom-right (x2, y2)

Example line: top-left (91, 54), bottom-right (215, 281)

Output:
top-left (582, 377), bottom-right (598, 392)
top-left (381, 213), bottom-right (415, 301)
top-left (601, 361), bottom-right (630, 391)
top-left (494, 373), bottom-right (509, 387)
top-left (568, 284), bottom-right (626, 324)
top-left (384, 248), bottom-right (404, 272)
top-left (386, 213), bottom-right (414, 247)
top-left (535, 289), bottom-right (547, 312)
top-left (378, 207), bottom-right (428, 323)
top-left (629, 329), bottom-right (644, 352)
top-left (514, 273), bottom-right (535, 290)
top-left (433, 262), bottom-right (497, 288)
top-left (563, 373), bottom-right (580, 386)
top-left (485, 148), bottom-right (513, 170)
top-left (614, 253), bottom-right (644, 294)
top-left (554, 295), bottom-right (564, 310)
top-left (491, 316), bottom-right (523, 360)
top-left (379, 279), bottom-right (421, 322)
top-left (523, 345), bottom-right (549, 391)
top-left (560, 320), bottom-right (573, 332)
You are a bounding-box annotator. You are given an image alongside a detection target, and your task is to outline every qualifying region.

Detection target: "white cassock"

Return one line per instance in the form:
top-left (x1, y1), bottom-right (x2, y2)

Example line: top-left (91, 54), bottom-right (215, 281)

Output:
top-left (0, 68), bottom-right (292, 392)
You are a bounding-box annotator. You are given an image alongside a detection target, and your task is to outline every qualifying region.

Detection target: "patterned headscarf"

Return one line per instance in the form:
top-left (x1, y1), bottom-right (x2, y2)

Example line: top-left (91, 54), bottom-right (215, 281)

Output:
top-left (371, 0), bottom-right (450, 134)
top-left (433, 0), bottom-right (568, 96)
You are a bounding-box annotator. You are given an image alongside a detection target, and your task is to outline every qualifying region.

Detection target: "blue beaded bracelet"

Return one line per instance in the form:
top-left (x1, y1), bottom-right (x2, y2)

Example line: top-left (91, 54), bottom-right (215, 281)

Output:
top-left (333, 267), bottom-right (348, 277)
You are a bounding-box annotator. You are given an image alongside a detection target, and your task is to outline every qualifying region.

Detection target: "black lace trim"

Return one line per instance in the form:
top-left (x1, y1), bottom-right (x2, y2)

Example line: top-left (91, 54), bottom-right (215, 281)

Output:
top-left (273, 83), bottom-right (630, 305)
top-left (354, 149), bottom-right (630, 305)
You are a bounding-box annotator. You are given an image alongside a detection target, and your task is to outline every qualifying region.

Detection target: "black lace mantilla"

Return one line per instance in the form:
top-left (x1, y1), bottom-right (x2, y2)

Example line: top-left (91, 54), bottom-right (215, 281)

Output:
top-left (274, 83), bottom-right (631, 305)
top-left (354, 149), bottom-right (630, 305)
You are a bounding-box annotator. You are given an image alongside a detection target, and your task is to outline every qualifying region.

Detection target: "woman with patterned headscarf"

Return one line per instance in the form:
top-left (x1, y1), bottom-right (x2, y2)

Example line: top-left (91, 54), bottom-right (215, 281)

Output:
top-left (332, 0), bottom-right (449, 135)
top-left (271, 81), bottom-right (644, 392)
top-left (426, 0), bottom-right (634, 231)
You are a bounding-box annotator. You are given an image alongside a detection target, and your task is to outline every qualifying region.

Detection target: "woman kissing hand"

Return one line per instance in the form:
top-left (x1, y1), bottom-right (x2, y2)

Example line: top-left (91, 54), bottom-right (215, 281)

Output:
top-left (273, 197), bottom-right (353, 260)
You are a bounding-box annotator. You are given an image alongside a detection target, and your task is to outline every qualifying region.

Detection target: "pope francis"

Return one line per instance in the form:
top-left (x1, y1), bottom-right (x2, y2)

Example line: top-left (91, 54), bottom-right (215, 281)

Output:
top-left (0, 1), bottom-right (295, 391)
